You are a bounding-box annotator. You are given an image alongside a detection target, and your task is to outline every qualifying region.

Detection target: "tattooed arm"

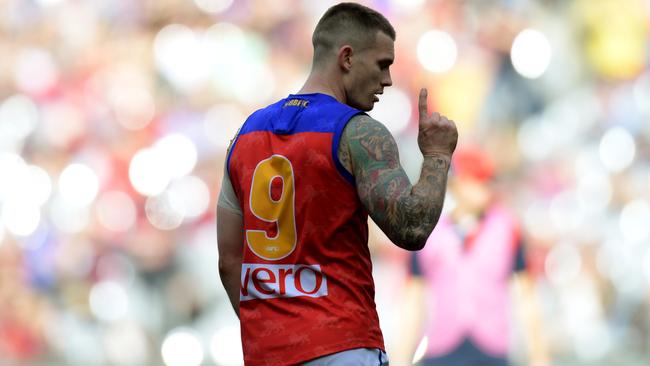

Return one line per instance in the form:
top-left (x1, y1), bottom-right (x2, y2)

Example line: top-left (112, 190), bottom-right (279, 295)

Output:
top-left (338, 88), bottom-right (458, 250)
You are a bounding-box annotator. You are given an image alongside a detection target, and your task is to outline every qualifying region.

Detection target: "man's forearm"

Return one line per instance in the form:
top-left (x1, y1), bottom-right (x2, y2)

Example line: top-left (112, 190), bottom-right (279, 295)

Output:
top-left (216, 205), bottom-right (244, 318)
top-left (410, 154), bottom-right (451, 228)
top-left (219, 263), bottom-right (241, 318)
top-left (392, 154), bottom-right (451, 249)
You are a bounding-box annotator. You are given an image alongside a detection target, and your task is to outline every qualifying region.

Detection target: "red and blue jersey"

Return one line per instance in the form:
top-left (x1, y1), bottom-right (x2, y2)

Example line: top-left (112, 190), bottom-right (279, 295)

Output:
top-left (226, 93), bottom-right (385, 365)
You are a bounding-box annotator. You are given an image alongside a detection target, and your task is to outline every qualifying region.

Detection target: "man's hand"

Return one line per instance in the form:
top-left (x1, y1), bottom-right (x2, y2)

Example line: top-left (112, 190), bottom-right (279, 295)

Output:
top-left (417, 88), bottom-right (458, 158)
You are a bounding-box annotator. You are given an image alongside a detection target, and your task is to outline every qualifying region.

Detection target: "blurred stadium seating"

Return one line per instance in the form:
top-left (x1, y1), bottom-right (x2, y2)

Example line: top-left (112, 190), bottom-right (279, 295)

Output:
top-left (0, 0), bottom-right (649, 365)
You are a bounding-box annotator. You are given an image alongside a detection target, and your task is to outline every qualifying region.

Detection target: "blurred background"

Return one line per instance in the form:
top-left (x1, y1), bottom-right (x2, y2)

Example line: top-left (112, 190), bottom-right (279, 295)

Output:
top-left (0, 0), bottom-right (649, 365)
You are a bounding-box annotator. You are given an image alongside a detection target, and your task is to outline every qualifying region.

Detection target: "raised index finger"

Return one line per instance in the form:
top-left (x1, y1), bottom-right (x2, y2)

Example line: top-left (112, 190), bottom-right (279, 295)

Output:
top-left (418, 88), bottom-right (428, 121)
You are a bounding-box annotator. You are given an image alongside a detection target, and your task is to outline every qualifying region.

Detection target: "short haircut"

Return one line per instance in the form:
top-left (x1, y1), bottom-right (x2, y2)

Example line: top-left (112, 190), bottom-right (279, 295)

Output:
top-left (312, 2), bottom-right (396, 64)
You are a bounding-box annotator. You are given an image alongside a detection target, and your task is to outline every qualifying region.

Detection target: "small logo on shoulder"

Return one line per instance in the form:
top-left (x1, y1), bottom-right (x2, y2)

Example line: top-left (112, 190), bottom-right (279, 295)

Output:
top-left (240, 263), bottom-right (327, 301)
top-left (283, 99), bottom-right (309, 108)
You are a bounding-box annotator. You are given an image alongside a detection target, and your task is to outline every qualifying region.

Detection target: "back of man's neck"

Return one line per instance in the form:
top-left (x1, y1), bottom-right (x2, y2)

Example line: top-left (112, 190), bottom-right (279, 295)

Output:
top-left (298, 72), bottom-right (345, 104)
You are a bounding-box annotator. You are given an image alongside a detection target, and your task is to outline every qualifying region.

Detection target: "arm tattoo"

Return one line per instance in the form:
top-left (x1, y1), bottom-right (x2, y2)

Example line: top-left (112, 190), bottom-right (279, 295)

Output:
top-left (338, 128), bottom-right (353, 174)
top-left (341, 114), bottom-right (451, 250)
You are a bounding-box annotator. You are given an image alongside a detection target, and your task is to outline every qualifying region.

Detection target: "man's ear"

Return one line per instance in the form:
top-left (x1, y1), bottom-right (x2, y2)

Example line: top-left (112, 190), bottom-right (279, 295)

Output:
top-left (337, 45), bottom-right (353, 72)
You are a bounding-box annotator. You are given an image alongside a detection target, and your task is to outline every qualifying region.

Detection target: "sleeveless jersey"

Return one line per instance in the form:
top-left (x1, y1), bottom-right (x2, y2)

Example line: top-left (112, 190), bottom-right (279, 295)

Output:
top-left (227, 93), bottom-right (385, 366)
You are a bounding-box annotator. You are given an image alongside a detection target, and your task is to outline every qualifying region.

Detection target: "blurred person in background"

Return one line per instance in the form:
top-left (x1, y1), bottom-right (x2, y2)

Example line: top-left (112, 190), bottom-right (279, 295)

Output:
top-left (394, 144), bottom-right (549, 366)
top-left (217, 2), bottom-right (457, 365)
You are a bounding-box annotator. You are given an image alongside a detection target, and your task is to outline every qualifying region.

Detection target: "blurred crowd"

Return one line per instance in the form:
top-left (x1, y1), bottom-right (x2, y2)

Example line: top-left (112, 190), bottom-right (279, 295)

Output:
top-left (0, 0), bottom-right (649, 365)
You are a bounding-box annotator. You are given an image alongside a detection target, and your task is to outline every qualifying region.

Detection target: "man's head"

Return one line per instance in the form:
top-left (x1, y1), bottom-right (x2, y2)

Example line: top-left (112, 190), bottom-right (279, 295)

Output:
top-left (312, 2), bottom-right (396, 111)
top-left (450, 145), bottom-right (494, 213)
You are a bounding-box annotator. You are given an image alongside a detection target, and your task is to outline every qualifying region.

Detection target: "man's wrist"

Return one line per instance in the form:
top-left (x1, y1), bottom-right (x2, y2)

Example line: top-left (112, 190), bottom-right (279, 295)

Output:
top-left (422, 152), bottom-right (452, 164)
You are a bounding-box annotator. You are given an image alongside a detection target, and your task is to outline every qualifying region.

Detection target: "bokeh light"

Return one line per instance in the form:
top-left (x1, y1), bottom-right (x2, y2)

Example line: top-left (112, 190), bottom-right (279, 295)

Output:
top-left (210, 325), bottom-right (243, 366)
top-left (205, 23), bottom-right (275, 103)
top-left (583, 0), bottom-right (646, 79)
top-left (129, 134), bottom-right (198, 201)
top-left (1, 200), bottom-right (41, 237)
top-left (154, 24), bottom-right (207, 92)
top-left (0, 94), bottom-right (39, 144)
top-left (154, 133), bottom-right (198, 179)
top-left (129, 147), bottom-right (172, 197)
top-left (49, 195), bottom-right (91, 233)
top-left (417, 30), bottom-right (457, 73)
top-left (54, 238), bottom-right (96, 279)
top-left (0, 153), bottom-right (27, 201)
top-left (549, 191), bottom-right (581, 234)
top-left (599, 127), bottom-right (635, 172)
top-left (145, 192), bottom-right (184, 230)
top-left (511, 29), bottom-right (552, 79)
top-left (47, 313), bottom-right (106, 365)
top-left (193, 0), bottom-right (234, 14)
top-left (167, 175), bottom-right (211, 220)
top-left (89, 281), bottom-right (129, 323)
top-left (389, 0), bottom-right (426, 13)
top-left (633, 71), bottom-right (650, 114)
top-left (96, 191), bottom-right (138, 232)
top-left (54, 1), bottom-right (99, 49)
top-left (0, 156), bottom-right (52, 208)
top-left (517, 115), bottom-right (555, 161)
top-left (39, 99), bottom-right (86, 147)
top-left (545, 242), bottom-right (582, 286)
top-left (619, 199), bottom-right (650, 243)
top-left (161, 328), bottom-right (204, 366)
top-left (35, 0), bottom-right (65, 6)
top-left (110, 86), bottom-right (155, 131)
top-left (644, 248), bottom-right (650, 285)
top-left (104, 322), bottom-right (150, 366)
top-left (576, 171), bottom-right (611, 213)
top-left (203, 104), bottom-right (246, 149)
top-left (574, 322), bottom-right (612, 362)
top-left (25, 165), bottom-right (53, 206)
top-left (14, 48), bottom-right (59, 94)
top-left (58, 163), bottom-right (100, 207)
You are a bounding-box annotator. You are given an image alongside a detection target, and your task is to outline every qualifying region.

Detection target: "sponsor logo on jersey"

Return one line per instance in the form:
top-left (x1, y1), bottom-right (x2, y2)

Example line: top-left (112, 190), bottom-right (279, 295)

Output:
top-left (240, 263), bottom-right (327, 301)
top-left (283, 99), bottom-right (309, 108)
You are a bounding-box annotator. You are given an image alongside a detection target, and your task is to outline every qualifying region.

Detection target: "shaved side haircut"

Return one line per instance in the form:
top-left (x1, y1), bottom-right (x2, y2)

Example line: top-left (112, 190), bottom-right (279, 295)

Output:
top-left (312, 2), bottom-right (396, 66)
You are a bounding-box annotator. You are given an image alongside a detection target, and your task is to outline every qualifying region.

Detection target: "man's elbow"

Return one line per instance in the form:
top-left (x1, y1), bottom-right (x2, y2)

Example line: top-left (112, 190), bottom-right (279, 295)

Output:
top-left (218, 256), bottom-right (240, 277)
top-left (390, 232), bottom-right (429, 251)
top-left (405, 235), bottom-right (428, 251)
top-left (388, 208), bottom-right (442, 251)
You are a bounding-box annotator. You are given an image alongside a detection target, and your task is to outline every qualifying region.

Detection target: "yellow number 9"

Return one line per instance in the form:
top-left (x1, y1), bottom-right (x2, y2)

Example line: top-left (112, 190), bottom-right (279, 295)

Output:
top-left (247, 155), bottom-right (297, 260)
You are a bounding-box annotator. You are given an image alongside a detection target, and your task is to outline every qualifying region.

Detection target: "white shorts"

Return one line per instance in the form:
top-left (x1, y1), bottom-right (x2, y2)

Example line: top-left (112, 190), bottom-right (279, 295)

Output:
top-left (300, 348), bottom-right (389, 366)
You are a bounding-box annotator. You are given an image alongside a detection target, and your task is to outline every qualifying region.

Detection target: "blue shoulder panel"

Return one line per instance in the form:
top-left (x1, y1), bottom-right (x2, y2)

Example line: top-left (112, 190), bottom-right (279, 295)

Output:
top-left (235, 93), bottom-right (362, 185)
top-left (239, 93), bottom-right (360, 135)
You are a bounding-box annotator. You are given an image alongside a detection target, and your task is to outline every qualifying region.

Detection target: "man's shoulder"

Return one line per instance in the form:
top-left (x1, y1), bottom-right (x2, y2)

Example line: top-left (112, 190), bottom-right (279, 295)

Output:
top-left (238, 99), bottom-right (287, 133)
top-left (248, 99), bottom-right (286, 118)
top-left (345, 113), bottom-right (377, 125)
top-left (342, 113), bottom-right (392, 141)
